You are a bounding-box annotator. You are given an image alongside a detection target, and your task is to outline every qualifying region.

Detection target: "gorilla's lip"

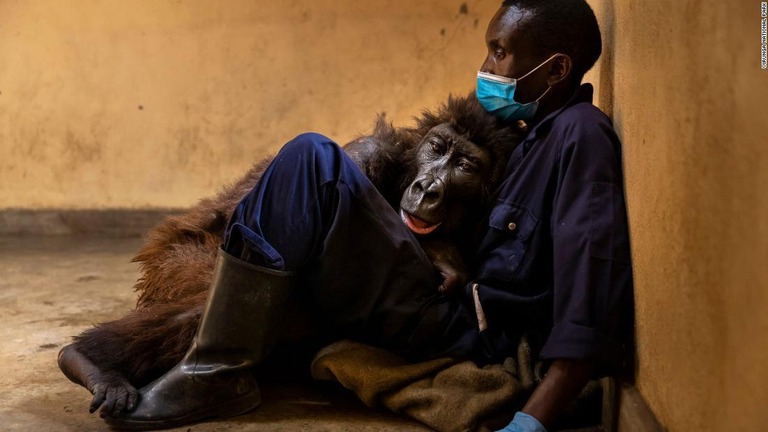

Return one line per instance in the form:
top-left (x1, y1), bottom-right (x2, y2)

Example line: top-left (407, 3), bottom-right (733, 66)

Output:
top-left (400, 210), bottom-right (441, 235)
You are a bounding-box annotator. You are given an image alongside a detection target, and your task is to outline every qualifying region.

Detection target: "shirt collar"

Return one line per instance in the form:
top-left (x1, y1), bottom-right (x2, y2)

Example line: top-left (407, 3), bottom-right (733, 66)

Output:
top-left (523, 83), bottom-right (595, 141)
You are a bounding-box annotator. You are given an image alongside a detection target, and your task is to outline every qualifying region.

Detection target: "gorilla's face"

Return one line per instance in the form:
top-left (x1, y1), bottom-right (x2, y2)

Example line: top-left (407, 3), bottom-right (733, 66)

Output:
top-left (399, 123), bottom-right (492, 236)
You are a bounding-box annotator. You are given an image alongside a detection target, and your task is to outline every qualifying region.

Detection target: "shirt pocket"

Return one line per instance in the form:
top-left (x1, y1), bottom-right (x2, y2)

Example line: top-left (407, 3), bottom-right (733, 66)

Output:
top-left (479, 202), bottom-right (540, 282)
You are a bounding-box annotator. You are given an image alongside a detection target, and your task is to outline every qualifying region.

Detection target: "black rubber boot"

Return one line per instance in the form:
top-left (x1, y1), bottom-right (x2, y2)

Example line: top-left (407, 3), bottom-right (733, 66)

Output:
top-left (105, 248), bottom-right (294, 431)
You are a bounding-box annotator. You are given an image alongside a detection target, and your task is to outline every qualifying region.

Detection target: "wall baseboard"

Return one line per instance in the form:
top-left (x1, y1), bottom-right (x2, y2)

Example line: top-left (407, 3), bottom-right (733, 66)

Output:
top-left (616, 383), bottom-right (665, 432)
top-left (0, 209), bottom-right (185, 237)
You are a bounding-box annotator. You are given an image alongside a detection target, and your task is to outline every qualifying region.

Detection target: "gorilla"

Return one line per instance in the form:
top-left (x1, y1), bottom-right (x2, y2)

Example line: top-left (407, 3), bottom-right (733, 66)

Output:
top-left (58, 93), bottom-right (525, 416)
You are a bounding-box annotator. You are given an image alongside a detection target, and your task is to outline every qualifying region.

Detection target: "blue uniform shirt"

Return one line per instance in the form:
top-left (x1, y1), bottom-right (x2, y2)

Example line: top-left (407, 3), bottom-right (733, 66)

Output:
top-left (468, 84), bottom-right (634, 372)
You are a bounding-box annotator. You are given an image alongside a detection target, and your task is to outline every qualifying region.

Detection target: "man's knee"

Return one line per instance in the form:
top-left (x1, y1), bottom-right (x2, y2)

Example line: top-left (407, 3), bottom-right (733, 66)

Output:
top-left (279, 132), bottom-right (341, 161)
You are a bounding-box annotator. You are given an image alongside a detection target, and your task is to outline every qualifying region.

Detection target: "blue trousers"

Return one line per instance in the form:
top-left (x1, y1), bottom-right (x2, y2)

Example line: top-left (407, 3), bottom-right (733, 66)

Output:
top-left (223, 133), bottom-right (481, 361)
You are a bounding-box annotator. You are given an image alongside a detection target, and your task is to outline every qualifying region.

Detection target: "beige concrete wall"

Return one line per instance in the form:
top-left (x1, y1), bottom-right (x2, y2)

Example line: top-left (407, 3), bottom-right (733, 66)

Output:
top-left (0, 0), bottom-right (498, 209)
top-left (585, 1), bottom-right (768, 431)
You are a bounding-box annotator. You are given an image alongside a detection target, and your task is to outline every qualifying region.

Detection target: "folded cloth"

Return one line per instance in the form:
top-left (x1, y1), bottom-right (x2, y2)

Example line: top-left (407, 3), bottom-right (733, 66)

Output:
top-left (311, 337), bottom-right (546, 432)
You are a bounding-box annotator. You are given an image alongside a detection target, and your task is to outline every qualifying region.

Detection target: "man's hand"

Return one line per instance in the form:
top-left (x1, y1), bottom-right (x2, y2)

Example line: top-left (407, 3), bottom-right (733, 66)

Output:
top-left (518, 359), bottom-right (594, 429)
top-left (496, 412), bottom-right (547, 432)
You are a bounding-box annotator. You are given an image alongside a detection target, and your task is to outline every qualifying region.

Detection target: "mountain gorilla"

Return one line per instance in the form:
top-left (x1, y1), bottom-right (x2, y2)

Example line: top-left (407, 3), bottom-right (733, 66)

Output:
top-left (58, 93), bottom-right (525, 416)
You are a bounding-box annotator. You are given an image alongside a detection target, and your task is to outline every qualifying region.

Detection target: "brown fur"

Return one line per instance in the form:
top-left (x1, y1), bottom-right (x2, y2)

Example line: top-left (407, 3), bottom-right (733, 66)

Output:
top-left (71, 93), bottom-right (524, 384)
top-left (73, 292), bottom-right (206, 386)
top-left (132, 159), bottom-right (271, 307)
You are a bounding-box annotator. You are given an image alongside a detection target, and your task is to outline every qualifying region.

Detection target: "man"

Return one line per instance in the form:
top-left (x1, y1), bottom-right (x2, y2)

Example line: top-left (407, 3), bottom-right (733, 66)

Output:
top-left (106, 1), bottom-right (633, 431)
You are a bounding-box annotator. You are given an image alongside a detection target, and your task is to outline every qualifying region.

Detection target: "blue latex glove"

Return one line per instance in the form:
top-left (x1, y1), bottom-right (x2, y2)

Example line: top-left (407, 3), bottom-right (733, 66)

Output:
top-left (496, 412), bottom-right (547, 432)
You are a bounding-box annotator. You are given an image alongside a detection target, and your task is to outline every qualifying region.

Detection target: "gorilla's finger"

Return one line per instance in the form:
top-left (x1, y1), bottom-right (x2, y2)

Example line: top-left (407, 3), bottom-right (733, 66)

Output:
top-left (100, 387), bottom-right (118, 417)
top-left (126, 387), bottom-right (138, 412)
top-left (112, 387), bottom-right (128, 414)
top-left (439, 273), bottom-right (460, 295)
top-left (89, 386), bottom-right (106, 414)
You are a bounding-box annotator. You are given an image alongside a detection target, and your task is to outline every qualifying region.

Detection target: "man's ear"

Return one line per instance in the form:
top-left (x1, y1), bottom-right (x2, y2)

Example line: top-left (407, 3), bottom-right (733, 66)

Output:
top-left (546, 53), bottom-right (573, 86)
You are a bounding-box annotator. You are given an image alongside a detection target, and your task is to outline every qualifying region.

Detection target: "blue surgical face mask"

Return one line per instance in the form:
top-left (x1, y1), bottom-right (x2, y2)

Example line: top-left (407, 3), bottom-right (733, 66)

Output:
top-left (476, 53), bottom-right (559, 122)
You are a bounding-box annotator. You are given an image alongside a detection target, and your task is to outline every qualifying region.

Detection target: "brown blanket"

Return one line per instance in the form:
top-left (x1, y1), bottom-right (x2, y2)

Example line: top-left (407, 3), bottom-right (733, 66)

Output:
top-left (310, 338), bottom-right (546, 432)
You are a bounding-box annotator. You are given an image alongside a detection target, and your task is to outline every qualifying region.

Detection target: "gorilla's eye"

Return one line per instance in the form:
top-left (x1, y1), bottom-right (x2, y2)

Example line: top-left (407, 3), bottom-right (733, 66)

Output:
top-left (457, 159), bottom-right (477, 173)
top-left (429, 140), bottom-right (445, 154)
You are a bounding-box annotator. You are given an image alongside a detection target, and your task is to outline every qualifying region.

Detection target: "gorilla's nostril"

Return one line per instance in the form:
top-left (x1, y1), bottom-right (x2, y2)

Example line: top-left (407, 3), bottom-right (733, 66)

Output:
top-left (423, 190), bottom-right (440, 202)
top-left (418, 179), bottom-right (432, 190)
top-left (425, 184), bottom-right (441, 195)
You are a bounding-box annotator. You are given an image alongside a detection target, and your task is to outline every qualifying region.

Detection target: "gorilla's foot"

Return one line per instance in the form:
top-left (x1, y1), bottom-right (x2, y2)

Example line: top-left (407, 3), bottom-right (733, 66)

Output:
top-left (104, 363), bottom-right (260, 431)
top-left (57, 344), bottom-right (138, 415)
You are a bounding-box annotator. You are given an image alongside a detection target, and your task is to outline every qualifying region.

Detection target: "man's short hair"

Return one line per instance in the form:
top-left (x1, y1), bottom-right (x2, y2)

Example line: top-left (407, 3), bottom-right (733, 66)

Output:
top-left (501, 0), bottom-right (602, 83)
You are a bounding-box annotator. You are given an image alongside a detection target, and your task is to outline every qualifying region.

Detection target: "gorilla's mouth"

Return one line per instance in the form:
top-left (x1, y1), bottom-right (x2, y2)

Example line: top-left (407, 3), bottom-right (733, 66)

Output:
top-left (400, 210), bottom-right (441, 235)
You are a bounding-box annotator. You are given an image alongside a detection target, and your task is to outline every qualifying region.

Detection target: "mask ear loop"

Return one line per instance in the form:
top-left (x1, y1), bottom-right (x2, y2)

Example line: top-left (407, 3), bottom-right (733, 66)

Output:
top-left (517, 53), bottom-right (561, 104)
top-left (516, 53), bottom-right (561, 81)
top-left (534, 85), bottom-right (553, 102)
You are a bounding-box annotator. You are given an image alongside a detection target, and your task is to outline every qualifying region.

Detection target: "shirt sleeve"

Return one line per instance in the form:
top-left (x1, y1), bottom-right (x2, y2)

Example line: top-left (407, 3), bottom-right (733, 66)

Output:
top-left (539, 108), bottom-right (634, 373)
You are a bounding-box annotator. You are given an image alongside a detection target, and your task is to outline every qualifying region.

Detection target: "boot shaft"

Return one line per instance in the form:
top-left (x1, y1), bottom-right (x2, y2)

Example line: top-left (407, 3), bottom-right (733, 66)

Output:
top-left (189, 249), bottom-right (294, 372)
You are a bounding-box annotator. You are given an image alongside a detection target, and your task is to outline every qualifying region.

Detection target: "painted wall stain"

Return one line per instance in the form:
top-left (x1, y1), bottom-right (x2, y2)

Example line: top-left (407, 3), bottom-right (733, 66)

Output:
top-left (63, 131), bottom-right (103, 164)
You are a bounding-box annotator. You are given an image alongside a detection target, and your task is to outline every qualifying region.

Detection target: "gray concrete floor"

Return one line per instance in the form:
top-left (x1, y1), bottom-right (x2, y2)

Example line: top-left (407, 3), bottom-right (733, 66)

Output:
top-left (0, 235), bottom-right (430, 432)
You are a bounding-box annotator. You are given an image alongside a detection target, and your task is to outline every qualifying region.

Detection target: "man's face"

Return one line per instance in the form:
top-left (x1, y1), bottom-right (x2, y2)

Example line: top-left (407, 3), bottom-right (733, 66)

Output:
top-left (479, 7), bottom-right (548, 104)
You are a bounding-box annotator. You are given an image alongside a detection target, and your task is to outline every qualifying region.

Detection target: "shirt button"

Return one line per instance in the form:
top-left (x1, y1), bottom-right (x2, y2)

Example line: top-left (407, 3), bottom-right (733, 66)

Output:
top-left (507, 222), bottom-right (517, 231)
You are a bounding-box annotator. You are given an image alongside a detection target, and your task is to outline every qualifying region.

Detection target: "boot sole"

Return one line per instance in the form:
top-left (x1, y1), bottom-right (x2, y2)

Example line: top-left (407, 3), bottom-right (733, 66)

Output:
top-left (105, 391), bottom-right (261, 431)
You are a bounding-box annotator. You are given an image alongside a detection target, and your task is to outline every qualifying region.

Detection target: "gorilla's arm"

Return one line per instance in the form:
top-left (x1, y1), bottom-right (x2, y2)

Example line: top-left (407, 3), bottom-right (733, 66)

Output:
top-left (58, 345), bottom-right (137, 416)
top-left (59, 294), bottom-right (205, 415)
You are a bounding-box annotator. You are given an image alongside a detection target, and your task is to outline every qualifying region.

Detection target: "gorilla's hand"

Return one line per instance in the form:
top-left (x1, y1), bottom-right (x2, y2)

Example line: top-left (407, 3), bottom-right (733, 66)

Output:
top-left (419, 236), bottom-right (469, 294)
top-left (420, 237), bottom-right (469, 295)
top-left (434, 259), bottom-right (470, 295)
top-left (88, 370), bottom-right (138, 417)
top-left (57, 344), bottom-right (138, 416)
